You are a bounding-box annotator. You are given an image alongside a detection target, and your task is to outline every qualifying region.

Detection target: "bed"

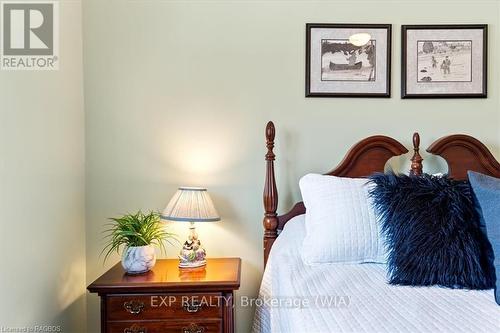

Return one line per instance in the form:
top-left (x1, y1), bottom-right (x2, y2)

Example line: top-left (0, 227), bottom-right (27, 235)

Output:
top-left (254, 121), bottom-right (500, 333)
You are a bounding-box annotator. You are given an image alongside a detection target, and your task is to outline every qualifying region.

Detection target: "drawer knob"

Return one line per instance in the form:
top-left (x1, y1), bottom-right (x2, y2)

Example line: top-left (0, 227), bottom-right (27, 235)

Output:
top-left (123, 300), bottom-right (145, 315)
top-left (182, 323), bottom-right (205, 333)
top-left (123, 324), bottom-right (146, 333)
top-left (182, 299), bottom-right (203, 313)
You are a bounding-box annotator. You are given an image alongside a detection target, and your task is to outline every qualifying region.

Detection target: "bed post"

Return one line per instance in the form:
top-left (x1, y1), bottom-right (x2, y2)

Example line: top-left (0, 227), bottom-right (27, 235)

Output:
top-left (263, 121), bottom-right (278, 266)
top-left (410, 132), bottom-right (423, 176)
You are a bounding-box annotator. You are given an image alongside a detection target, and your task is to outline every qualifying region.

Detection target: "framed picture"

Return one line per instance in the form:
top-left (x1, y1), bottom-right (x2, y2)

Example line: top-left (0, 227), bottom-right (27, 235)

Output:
top-left (402, 25), bottom-right (487, 98)
top-left (306, 23), bottom-right (391, 97)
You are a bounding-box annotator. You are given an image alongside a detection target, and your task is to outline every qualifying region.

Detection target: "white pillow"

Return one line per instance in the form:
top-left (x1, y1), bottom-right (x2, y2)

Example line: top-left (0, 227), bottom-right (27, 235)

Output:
top-left (299, 173), bottom-right (386, 265)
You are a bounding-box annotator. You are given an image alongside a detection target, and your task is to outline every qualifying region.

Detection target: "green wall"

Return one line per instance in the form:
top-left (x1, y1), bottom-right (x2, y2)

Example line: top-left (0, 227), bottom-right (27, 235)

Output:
top-left (83, 1), bottom-right (500, 332)
top-left (0, 0), bottom-right (86, 331)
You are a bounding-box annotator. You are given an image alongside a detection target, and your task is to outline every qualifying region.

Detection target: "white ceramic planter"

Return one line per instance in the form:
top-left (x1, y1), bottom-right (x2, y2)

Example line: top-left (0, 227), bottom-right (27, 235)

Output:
top-left (121, 245), bottom-right (156, 274)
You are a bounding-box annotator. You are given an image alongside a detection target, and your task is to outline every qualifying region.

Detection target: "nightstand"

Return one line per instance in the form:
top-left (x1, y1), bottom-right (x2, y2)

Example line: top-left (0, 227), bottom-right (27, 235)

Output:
top-left (88, 258), bottom-right (241, 333)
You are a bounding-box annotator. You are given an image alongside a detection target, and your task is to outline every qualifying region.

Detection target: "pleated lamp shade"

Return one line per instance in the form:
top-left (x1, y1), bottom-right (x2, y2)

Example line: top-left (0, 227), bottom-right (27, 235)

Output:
top-left (161, 187), bottom-right (220, 222)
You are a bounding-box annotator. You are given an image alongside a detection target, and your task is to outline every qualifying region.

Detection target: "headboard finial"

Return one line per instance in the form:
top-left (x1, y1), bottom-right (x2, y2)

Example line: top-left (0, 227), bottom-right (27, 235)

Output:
top-left (266, 121), bottom-right (275, 141)
top-left (413, 132), bottom-right (420, 149)
top-left (410, 132), bottom-right (423, 176)
top-left (265, 121), bottom-right (276, 160)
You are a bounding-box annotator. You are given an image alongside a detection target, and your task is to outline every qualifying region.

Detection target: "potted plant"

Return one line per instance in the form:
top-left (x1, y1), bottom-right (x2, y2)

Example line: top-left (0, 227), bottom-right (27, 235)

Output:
top-left (102, 211), bottom-right (177, 274)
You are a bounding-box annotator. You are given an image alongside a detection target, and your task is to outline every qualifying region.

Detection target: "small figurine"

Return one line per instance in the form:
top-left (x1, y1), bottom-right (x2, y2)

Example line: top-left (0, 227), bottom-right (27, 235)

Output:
top-left (178, 228), bottom-right (206, 268)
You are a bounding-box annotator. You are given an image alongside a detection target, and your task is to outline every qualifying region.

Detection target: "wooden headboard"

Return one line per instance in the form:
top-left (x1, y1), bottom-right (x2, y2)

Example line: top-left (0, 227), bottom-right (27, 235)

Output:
top-left (427, 134), bottom-right (500, 180)
top-left (262, 121), bottom-right (500, 266)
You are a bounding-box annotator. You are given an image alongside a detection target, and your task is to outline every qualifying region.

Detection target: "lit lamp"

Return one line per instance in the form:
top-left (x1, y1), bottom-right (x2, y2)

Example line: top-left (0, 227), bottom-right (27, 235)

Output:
top-left (161, 187), bottom-right (220, 268)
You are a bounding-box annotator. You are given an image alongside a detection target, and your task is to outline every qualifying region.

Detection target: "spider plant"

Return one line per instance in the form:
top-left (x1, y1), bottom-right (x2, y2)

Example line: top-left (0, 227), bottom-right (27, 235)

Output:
top-left (102, 210), bottom-right (178, 262)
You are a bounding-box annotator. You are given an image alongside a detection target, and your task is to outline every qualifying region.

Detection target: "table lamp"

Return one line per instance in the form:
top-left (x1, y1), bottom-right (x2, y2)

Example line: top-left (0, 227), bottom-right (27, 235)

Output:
top-left (161, 187), bottom-right (220, 268)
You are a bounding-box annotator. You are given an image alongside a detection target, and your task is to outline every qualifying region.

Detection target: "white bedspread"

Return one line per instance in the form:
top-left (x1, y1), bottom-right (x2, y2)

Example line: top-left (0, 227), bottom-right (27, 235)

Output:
top-left (252, 215), bottom-right (500, 333)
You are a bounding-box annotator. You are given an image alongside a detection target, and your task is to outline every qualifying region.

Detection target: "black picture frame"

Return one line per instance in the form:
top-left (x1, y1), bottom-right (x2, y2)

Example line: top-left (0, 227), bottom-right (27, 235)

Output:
top-left (401, 24), bottom-right (487, 98)
top-left (305, 23), bottom-right (392, 98)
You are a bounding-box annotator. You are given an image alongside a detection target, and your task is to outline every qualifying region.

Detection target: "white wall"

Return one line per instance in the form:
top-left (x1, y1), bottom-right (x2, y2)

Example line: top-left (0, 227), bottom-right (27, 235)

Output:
top-left (81, 1), bottom-right (500, 332)
top-left (0, 0), bottom-right (86, 332)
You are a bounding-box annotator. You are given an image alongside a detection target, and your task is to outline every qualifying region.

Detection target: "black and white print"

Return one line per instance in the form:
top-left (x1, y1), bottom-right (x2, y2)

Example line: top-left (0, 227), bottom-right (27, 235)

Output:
top-left (402, 25), bottom-right (487, 98)
top-left (306, 24), bottom-right (391, 97)
top-left (417, 41), bottom-right (472, 83)
top-left (321, 39), bottom-right (376, 81)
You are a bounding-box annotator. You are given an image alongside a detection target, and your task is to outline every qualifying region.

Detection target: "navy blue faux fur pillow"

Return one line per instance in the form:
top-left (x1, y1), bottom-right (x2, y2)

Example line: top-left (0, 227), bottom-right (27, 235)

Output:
top-left (369, 172), bottom-right (494, 289)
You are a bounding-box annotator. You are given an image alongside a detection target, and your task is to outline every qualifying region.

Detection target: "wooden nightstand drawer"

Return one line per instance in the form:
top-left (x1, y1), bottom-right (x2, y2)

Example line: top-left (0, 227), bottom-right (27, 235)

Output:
top-left (107, 319), bottom-right (222, 333)
top-left (107, 293), bottom-right (223, 320)
top-left (88, 258), bottom-right (240, 333)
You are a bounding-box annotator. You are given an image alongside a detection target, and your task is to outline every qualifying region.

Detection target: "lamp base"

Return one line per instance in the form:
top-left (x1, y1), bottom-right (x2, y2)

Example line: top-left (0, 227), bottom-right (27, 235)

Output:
top-left (178, 222), bottom-right (207, 269)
